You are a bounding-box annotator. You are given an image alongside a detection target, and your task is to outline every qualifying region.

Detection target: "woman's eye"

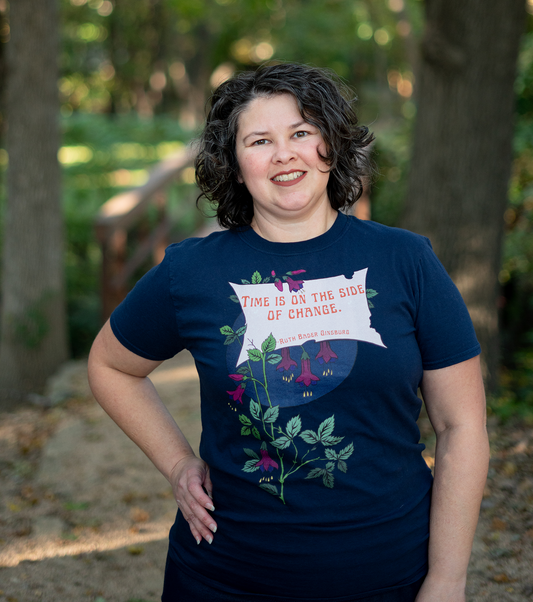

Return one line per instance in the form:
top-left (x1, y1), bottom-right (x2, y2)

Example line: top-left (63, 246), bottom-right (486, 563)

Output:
top-left (252, 139), bottom-right (268, 146)
top-left (294, 131), bottom-right (308, 138)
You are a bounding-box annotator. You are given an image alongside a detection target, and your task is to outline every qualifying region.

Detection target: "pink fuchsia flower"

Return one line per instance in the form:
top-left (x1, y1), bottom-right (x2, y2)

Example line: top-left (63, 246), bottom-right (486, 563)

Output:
top-left (227, 383), bottom-right (246, 404)
top-left (228, 373), bottom-right (244, 381)
top-left (255, 448), bottom-right (279, 473)
top-left (271, 270), bottom-right (283, 292)
top-left (277, 347), bottom-right (297, 372)
top-left (315, 341), bottom-right (338, 365)
top-left (286, 276), bottom-right (304, 292)
top-left (296, 351), bottom-right (320, 387)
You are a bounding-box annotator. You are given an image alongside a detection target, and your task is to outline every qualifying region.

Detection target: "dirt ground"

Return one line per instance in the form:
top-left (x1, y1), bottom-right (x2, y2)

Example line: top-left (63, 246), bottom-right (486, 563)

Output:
top-left (0, 351), bottom-right (532, 602)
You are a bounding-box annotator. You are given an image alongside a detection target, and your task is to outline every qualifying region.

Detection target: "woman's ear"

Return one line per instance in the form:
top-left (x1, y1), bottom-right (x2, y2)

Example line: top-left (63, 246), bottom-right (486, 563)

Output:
top-left (237, 172), bottom-right (244, 184)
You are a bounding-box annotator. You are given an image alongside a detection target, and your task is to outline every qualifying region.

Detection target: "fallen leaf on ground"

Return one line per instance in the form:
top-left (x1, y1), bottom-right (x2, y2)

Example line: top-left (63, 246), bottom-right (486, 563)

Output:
top-left (503, 461), bottom-right (517, 476)
top-left (493, 573), bottom-right (512, 583)
top-left (130, 507), bottom-right (150, 523)
top-left (491, 517), bottom-right (507, 531)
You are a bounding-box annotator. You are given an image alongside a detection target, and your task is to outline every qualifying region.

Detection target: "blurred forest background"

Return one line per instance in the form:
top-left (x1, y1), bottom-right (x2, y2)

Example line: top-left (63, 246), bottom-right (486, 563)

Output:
top-left (0, 0), bottom-right (532, 418)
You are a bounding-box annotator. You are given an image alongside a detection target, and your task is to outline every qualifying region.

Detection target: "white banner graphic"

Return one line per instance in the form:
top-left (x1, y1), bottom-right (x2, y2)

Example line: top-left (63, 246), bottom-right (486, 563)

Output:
top-left (230, 269), bottom-right (386, 366)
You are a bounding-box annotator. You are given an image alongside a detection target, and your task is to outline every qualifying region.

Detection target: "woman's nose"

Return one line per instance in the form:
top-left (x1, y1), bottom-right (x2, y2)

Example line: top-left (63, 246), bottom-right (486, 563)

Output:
top-left (273, 140), bottom-right (296, 163)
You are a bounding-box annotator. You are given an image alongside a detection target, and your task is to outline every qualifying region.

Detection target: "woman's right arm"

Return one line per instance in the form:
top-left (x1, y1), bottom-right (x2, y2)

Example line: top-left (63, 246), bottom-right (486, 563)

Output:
top-left (87, 320), bottom-right (217, 544)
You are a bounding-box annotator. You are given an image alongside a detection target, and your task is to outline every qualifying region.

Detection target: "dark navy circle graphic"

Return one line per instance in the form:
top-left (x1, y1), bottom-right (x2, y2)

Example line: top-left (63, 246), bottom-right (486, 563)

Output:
top-left (226, 313), bottom-right (358, 408)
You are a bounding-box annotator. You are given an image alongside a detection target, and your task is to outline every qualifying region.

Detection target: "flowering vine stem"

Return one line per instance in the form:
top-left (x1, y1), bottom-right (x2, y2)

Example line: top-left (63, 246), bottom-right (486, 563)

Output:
top-left (221, 269), bottom-right (358, 505)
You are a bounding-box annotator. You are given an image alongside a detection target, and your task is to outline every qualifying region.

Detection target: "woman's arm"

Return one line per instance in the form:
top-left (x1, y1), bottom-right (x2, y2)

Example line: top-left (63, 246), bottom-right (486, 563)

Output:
top-left (415, 355), bottom-right (489, 602)
top-left (87, 320), bottom-right (217, 545)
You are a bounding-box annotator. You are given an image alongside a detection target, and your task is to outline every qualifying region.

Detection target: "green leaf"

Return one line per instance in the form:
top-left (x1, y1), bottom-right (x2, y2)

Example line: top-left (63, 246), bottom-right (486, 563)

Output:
top-left (271, 436), bottom-right (290, 449)
top-left (237, 366), bottom-right (250, 375)
top-left (325, 448), bottom-right (338, 460)
top-left (241, 426), bottom-right (251, 436)
top-left (305, 467), bottom-right (325, 479)
top-left (286, 415), bottom-right (302, 439)
top-left (250, 400), bottom-right (262, 421)
top-left (224, 335), bottom-right (237, 345)
top-left (239, 414), bottom-right (252, 426)
top-left (236, 325), bottom-right (247, 337)
top-left (300, 430), bottom-right (319, 444)
top-left (243, 448), bottom-right (259, 459)
top-left (259, 483), bottom-right (278, 496)
top-left (263, 277), bottom-right (271, 283)
top-left (337, 460), bottom-right (348, 473)
top-left (267, 353), bottom-right (282, 365)
top-left (317, 416), bottom-right (335, 441)
top-left (338, 442), bottom-right (354, 460)
top-left (252, 427), bottom-right (261, 440)
top-left (220, 325), bottom-right (234, 336)
top-left (323, 471), bottom-right (334, 488)
top-left (241, 279), bottom-right (251, 284)
top-left (261, 333), bottom-right (276, 354)
top-left (366, 289), bottom-right (378, 299)
top-left (242, 459), bottom-right (260, 473)
top-left (368, 301), bottom-right (374, 309)
top-left (248, 349), bottom-right (263, 362)
top-left (321, 435), bottom-right (344, 446)
top-left (229, 295), bottom-right (240, 303)
top-left (251, 271), bottom-right (262, 284)
top-left (263, 405), bottom-right (279, 424)
top-left (326, 462), bottom-right (335, 472)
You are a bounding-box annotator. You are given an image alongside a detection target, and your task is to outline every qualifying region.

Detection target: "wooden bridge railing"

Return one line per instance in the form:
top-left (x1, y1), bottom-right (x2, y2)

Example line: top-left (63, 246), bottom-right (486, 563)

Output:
top-left (94, 146), bottom-right (197, 321)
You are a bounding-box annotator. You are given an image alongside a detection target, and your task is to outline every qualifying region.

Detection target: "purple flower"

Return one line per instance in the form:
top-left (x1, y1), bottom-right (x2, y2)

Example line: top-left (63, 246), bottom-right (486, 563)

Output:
top-left (274, 279), bottom-right (283, 292)
top-left (277, 347), bottom-right (297, 372)
top-left (315, 341), bottom-right (338, 365)
top-left (255, 448), bottom-right (279, 472)
top-left (227, 383), bottom-right (245, 404)
top-left (296, 357), bottom-right (320, 387)
top-left (286, 276), bottom-right (304, 292)
top-left (228, 373), bottom-right (244, 381)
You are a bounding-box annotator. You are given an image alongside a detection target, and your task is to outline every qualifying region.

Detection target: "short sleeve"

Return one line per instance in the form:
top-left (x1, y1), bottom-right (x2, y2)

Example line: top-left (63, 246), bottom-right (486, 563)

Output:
top-left (110, 250), bottom-right (185, 361)
top-left (415, 239), bottom-right (481, 370)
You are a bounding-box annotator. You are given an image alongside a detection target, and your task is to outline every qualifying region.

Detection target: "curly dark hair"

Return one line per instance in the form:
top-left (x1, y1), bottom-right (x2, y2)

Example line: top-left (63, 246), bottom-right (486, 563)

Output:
top-left (194, 62), bottom-right (374, 229)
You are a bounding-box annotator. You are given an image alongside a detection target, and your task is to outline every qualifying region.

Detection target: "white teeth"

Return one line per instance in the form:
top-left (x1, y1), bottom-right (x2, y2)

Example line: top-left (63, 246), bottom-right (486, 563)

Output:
top-left (272, 171), bottom-right (304, 182)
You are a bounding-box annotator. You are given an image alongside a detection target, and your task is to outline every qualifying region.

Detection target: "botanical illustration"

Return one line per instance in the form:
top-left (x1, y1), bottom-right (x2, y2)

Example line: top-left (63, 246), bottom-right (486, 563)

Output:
top-left (222, 269), bottom-right (378, 505)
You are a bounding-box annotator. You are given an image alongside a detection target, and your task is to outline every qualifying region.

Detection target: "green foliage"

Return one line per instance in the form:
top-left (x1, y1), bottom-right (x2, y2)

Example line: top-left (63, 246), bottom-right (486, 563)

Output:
top-left (61, 113), bottom-right (196, 356)
top-left (58, 0), bottom-right (423, 122)
top-left (370, 122), bottom-right (413, 226)
top-left (488, 348), bottom-right (533, 422)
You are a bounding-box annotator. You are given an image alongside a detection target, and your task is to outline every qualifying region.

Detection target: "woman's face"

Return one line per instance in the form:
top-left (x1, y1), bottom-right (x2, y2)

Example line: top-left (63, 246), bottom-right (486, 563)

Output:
top-left (235, 94), bottom-right (331, 226)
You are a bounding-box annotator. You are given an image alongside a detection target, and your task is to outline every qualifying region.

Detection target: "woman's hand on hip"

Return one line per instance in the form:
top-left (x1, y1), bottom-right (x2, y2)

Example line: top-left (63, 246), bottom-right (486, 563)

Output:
top-left (169, 454), bottom-right (217, 545)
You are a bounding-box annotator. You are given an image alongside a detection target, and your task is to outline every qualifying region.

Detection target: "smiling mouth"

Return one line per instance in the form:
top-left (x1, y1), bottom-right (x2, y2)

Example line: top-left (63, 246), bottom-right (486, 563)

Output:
top-left (271, 171), bottom-right (305, 182)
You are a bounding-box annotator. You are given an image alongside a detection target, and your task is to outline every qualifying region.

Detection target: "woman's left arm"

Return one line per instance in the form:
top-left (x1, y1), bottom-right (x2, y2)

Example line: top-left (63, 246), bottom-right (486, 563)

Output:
top-left (415, 355), bottom-right (489, 602)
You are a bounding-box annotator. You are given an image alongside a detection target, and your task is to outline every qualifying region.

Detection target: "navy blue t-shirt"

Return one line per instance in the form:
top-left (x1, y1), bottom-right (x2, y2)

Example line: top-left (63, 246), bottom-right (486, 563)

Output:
top-left (111, 212), bottom-right (481, 600)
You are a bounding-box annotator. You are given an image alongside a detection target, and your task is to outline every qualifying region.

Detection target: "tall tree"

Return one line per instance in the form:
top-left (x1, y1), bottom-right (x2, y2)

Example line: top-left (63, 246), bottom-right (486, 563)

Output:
top-left (0, 0), bottom-right (68, 404)
top-left (401, 0), bottom-right (526, 392)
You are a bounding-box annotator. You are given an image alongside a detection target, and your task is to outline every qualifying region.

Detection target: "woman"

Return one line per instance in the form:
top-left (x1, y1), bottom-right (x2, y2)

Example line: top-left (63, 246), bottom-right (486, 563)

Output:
top-left (88, 63), bottom-right (489, 602)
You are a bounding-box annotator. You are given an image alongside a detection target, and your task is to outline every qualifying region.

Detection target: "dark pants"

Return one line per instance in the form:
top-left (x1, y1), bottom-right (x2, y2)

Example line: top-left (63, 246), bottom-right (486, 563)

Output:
top-left (162, 553), bottom-right (426, 602)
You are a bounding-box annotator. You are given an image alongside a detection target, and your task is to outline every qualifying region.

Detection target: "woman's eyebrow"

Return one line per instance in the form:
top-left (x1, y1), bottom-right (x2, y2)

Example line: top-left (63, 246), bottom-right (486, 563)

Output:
top-left (242, 131), bottom-right (269, 144)
top-left (241, 121), bottom-right (309, 144)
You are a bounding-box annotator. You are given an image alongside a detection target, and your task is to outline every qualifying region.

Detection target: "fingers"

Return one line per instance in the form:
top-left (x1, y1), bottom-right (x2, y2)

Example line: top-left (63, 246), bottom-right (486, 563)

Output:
top-left (171, 456), bottom-right (217, 545)
top-left (203, 468), bottom-right (214, 500)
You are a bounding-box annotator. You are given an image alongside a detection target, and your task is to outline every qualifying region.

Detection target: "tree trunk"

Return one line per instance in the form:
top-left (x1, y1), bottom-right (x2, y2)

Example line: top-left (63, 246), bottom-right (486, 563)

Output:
top-left (1, 0), bottom-right (68, 404)
top-left (401, 0), bottom-right (526, 392)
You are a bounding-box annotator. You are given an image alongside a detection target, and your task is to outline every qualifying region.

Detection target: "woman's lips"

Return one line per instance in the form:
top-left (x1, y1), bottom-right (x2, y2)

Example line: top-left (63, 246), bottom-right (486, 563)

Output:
top-left (270, 171), bottom-right (306, 186)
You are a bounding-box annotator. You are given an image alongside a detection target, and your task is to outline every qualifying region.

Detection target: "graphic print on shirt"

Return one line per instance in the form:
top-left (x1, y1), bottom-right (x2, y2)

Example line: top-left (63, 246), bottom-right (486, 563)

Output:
top-left (220, 268), bottom-right (385, 505)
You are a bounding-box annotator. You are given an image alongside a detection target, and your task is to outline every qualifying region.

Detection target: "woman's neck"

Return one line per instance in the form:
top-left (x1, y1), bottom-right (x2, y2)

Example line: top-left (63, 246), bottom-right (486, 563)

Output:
top-left (250, 205), bottom-right (338, 243)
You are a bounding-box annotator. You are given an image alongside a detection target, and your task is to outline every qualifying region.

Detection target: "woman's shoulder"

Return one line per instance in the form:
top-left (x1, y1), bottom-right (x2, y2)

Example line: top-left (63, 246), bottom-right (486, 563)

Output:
top-left (165, 228), bottom-right (237, 257)
top-left (345, 215), bottom-right (432, 252)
